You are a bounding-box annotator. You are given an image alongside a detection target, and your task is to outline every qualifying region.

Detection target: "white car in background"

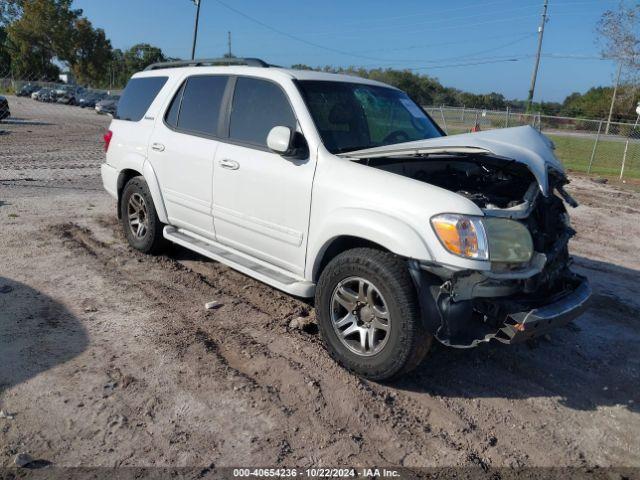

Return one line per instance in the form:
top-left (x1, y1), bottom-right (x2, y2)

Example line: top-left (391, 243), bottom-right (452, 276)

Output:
top-left (100, 57), bottom-right (590, 380)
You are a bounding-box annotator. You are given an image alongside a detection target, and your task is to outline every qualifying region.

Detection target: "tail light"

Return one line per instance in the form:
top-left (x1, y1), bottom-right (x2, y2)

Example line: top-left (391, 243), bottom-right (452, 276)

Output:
top-left (103, 130), bottom-right (113, 152)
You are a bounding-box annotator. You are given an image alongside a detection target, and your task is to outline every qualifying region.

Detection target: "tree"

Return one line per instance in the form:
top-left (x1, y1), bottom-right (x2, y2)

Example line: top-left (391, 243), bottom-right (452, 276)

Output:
top-left (560, 85), bottom-right (638, 120)
top-left (123, 43), bottom-right (165, 74)
top-left (6, 0), bottom-right (80, 79)
top-left (70, 17), bottom-right (112, 86)
top-left (597, 1), bottom-right (640, 70)
top-left (0, 27), bottom-right (11, 75)
top-left (596, 1), bottom-right (640, 131)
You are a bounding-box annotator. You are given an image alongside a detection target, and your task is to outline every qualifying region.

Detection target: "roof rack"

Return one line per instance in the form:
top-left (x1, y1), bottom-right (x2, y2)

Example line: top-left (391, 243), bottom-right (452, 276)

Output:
top-left (144, 57), bottom-right (271, 71)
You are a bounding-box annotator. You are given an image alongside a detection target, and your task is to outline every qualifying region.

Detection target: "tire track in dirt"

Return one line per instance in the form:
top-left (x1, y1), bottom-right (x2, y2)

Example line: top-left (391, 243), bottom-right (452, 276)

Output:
top-left (52, 221), bottom-right (496, 468)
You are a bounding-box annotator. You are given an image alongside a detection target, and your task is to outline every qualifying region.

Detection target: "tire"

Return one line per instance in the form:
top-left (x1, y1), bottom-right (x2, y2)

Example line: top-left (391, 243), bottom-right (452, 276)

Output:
top-left (119, 176), bottom-right (166, 254)
top-left (315, 248), bottom-right (432, 381)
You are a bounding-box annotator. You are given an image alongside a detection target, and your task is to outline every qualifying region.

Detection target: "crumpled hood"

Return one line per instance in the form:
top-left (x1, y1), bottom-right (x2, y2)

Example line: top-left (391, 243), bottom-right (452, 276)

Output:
top-left (339, 126), bottom-right (564, 195)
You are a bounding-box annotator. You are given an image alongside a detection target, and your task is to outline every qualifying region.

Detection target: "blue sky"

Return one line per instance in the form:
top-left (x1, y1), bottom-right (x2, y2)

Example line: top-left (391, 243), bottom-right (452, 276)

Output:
top-left (72, 0), bottom-right (622, 102)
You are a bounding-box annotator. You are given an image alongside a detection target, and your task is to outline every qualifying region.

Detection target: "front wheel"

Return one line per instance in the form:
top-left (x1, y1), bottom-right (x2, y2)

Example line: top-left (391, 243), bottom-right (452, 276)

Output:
top-left (315, 248), bottom-right (432, 381)
top-left (119, 176), bottom-right (166, 254)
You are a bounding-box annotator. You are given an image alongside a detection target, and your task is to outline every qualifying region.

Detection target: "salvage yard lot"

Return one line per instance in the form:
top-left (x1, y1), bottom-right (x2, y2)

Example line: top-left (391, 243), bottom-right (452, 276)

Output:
top-left (1, 96), bottom-right (639, 470)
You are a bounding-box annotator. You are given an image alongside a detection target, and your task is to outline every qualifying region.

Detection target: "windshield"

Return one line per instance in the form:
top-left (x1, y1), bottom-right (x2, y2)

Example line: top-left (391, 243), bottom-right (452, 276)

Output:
top-left (297, 80), bottom-right (442, 154)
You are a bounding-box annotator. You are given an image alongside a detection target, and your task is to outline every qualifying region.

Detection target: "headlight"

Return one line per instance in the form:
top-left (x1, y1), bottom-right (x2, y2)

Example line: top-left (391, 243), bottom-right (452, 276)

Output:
top-left (431, 214), bottom-right (488, 260)
top-left (431, 214), bottom-right (533, 263)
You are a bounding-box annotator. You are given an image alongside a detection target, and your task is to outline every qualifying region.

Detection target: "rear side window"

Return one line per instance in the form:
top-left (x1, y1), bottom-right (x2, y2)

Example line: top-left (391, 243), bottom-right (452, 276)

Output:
top-left (116, 76), bottom-right (167, 121)
top-left (229, 77), bottom-right (296, 147)
top-left (169, 75), bottom-right (228, 136)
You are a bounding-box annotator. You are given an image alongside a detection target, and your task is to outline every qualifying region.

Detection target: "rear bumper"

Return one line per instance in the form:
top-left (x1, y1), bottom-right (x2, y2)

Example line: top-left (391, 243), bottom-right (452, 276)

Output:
top-left (101, 163), bottom-right (118, 199)
top-left (495, 275), bottom-right (591, 344)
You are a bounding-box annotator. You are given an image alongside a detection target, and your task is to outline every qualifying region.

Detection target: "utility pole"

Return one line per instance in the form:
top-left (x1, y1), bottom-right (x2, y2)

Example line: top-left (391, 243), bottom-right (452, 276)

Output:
top-left (526, 0), bottom-right (549, 112)
top-left (190, 0), bottom-right (202, 60)
top-left (605, 62), bottom-right (623, 135)
top-left (227, 31), bottom-right (232, 57)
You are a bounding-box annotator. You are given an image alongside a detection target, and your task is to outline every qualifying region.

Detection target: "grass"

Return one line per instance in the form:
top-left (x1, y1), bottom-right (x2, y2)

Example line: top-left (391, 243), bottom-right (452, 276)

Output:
top-left (547, 134), bottom-right (640, 179)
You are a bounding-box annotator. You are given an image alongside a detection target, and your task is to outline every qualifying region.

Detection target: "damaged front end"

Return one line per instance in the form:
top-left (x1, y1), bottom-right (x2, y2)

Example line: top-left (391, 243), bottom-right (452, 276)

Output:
top-left (408, 168), bottom-right (590, 348)
top-left (342, 127), bottom-right (592, 347)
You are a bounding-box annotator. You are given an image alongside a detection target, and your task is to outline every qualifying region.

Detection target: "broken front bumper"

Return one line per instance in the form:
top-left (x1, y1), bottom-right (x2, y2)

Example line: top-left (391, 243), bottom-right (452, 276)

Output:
top-left (410, 260), bottom-right (591, 348)
top-left (493, 274), bottom-right (591, 344)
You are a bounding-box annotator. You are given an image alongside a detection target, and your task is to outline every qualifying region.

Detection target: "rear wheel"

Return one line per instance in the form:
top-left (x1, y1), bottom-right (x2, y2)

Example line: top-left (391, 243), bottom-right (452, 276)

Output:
top-left (315, 248), bottom-right (432, 381)
top-left (120, 176), bottom-right (166, 254)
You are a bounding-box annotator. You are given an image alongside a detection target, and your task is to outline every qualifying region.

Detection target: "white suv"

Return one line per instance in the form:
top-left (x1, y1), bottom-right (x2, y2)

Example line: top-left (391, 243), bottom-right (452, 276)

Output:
top-left (101, 58), bottom-right (590, 380)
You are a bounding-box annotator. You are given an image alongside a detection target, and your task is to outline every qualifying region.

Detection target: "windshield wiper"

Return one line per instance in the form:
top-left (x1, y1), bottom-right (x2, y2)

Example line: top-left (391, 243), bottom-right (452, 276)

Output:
top-left (333, 145), bottom-right (375, 154)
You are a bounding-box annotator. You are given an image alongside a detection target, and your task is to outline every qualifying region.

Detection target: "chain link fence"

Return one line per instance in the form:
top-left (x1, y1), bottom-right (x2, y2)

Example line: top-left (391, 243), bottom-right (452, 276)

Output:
top-left (425, 106), bottom-right (640, 179)
top-left (2, 73), bottom-right (639, 181)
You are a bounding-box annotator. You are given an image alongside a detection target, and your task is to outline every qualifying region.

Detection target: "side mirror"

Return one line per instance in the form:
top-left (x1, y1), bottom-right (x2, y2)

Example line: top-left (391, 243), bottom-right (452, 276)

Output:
top-left (267, 126), bottom-right (294, 155)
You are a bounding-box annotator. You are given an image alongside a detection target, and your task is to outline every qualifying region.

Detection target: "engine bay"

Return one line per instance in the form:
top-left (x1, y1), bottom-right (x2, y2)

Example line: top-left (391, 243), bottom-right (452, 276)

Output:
top-left (359, 154), bottom-right (538, 209)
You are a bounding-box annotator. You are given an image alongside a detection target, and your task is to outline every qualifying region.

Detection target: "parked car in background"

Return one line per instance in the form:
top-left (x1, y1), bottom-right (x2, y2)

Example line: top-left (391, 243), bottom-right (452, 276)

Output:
top-left (95, 95), bottom-right (119, 115)
top-left (34, 88), bottom-right (56, 103)
top-left (31, 88), bottom-right (48, 100)
top-left (78, 91), bottom-right (107, 108)
top-left (101, 58), bottom-right (591, 380)
top-left (55, 85), bottom-right (86, 105)
top-left (53, 84), bottom-right (71, 99)
top-left (0, 95), bottom-right (10, 121)
top-left (17, 84), bottom-right (39, 97)
top-left (43, 90), bottom-right (58, 103)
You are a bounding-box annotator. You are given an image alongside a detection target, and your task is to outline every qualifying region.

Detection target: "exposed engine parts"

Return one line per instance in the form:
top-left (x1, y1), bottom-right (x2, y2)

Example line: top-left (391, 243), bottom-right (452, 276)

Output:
top-left (367, 153), bottom-right (585, 348)
top-left (363, 154), bottom-right (536, 209)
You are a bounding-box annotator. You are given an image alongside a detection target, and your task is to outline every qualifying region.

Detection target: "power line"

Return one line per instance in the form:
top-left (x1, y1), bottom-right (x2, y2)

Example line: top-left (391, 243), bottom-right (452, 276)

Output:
top-left (211, 0), bottom-right (392, 61)
top-left (355, 33), bottom-right (537, 66)
top-left (309, 11), bottom-right (597, 41)
top-left (211, 0), bottom-right (615, 69)
top-left (409, 57), bottom-right (524, 71)
top-left (306, 0), bottom-right (613, 32)
top-left (212, 0), bottom-right (540, 62)
top-left (399, 52), bottom-right (616, 71)
top-left (259, 31), bottom-right (536, 58)
top-left (307, 0), bottom-right (521, 29)
top-left (351, 31), bottom-right (536, 55)
top-left (302, 4), bottom-right (544, 37)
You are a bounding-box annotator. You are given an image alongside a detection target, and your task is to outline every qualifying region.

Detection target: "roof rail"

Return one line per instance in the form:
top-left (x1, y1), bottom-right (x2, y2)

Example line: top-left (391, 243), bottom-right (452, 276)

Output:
top-left (144, 57), bottom-right (271, 71)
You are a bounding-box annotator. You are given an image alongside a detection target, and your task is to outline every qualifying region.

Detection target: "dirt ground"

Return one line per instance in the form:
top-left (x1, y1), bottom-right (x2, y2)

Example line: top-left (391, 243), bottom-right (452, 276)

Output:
top-left (1, 96), bottom-right (639, 473)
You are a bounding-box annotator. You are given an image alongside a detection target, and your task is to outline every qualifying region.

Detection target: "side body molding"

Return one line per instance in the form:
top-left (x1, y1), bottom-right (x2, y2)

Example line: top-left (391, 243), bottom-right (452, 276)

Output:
top-left (306, 208), bottom-right (434, 280)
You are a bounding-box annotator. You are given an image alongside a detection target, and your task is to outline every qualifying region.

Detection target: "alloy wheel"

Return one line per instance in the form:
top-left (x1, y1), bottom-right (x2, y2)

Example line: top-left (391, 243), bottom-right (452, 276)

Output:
top-left (127, 193), bottom-right (149, 239)
top-left (330, 276), bottom-right (391, 356)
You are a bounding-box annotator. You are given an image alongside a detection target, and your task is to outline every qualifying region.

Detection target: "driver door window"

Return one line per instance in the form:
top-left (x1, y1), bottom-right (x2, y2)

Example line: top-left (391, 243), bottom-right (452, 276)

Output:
top-left (229, 77), bottom-right (296, 147)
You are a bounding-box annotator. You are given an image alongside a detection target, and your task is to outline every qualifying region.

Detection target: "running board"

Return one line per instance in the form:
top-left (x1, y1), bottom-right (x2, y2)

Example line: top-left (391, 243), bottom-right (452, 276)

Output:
top-left (163, 226), bottom-right (315, 297)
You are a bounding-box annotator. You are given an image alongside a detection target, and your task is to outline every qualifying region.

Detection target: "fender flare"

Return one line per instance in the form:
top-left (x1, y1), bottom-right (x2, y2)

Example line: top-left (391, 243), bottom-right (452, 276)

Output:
top-left (306, 208), bottom-right (434, 280)
top-left (116, 155), bottom-right (169, 225)
top-left (142, 160), bottom-right (169, 224)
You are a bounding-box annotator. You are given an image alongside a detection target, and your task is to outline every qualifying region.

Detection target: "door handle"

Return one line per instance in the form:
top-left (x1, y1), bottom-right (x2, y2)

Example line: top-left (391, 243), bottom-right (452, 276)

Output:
top-left (218, 159), bottom-right (240, 170)
top-left (151, 142), bottom-right (165, 152)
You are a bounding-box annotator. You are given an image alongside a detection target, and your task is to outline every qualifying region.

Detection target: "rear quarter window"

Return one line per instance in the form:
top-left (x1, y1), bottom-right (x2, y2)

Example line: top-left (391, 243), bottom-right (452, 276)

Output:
top-left (116, 76), bottom-right (168, 121)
